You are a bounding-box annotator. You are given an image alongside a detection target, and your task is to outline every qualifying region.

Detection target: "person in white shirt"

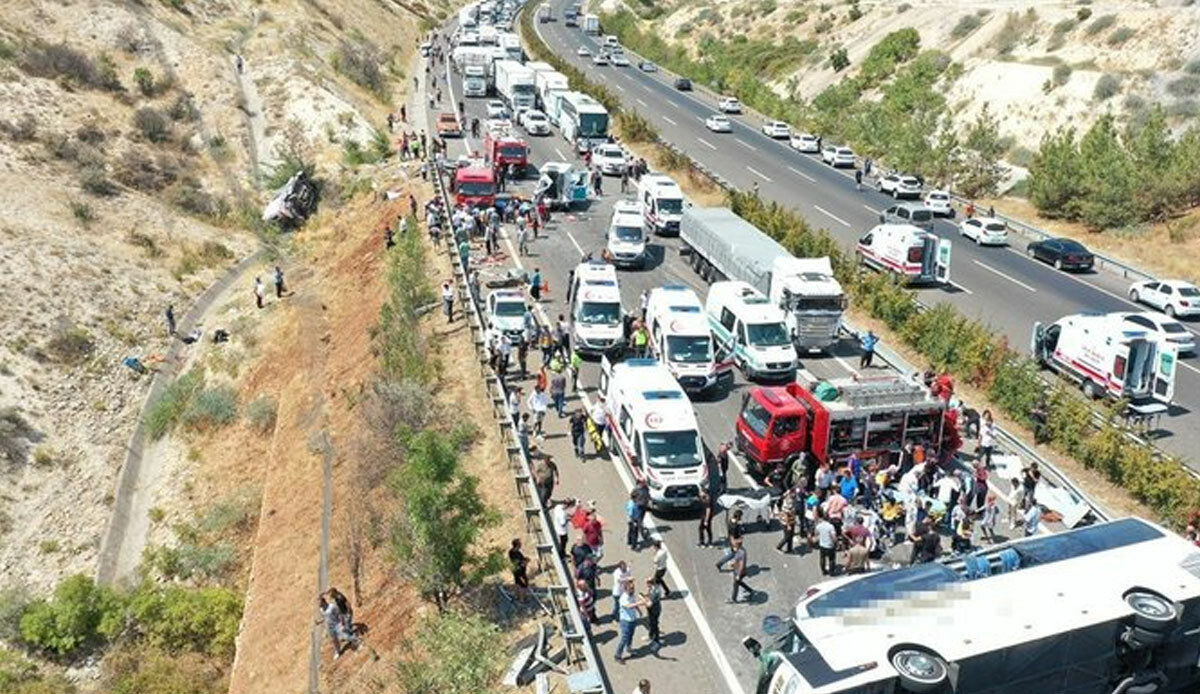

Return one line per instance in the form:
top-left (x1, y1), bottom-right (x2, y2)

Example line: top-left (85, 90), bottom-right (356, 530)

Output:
top-left (650, 539), bottom-right (670, 596)
top-left (527, 385), bottom-right (549, 436)
top-left (552, 498), bottom-right (574, 555)
top-left (506, 387), bottom-right (521, 427)
top-left (441, 281), bottom-right (454, 322)
top-left (978, 409), bottom-right (996, 468)
top-left (610, 560), bottom-right (633, 620)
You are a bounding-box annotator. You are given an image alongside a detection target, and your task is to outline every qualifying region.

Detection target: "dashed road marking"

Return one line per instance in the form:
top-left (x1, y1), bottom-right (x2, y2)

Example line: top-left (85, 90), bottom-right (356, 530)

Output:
top-left (746, 166), bottom-right (772, 182)
top-left (787, 165), bottom-right (815, 182)
top-left (813, 205), bottom-right (850, 227)
top-left (696, 137), bottom-right (717, 150)
top-left (973, 259), bottom-right (1037, 293)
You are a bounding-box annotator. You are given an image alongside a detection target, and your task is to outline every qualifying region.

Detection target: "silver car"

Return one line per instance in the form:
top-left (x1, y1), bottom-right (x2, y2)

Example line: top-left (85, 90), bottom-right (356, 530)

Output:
top-left (879, 203), bottom-right (934, 230)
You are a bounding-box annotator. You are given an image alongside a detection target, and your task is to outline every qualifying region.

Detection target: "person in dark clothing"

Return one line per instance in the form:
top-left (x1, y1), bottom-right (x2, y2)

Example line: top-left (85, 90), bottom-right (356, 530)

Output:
top-left (698, 488), bottom-right (715, 546)
top-left (569, 409), bottom-right (587, 459)
top-left (165, 304), bottom-right (176, 337)
top-left (385, 227), bottom-right (395, 249)
top-left (716, 509), bottom-right (745, 569)
top-left (509, 538), bottom-right (530, 596)
top-left (273, 266), bottom-right (286, 298)
top-left (643, 577), bottom-right (663, 650)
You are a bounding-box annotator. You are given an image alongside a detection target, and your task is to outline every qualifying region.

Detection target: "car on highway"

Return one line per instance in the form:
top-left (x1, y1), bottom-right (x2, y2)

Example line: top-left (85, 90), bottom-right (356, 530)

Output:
top-left (923, 189), bottom-right (954, 217)
top-left (592, 143), bottom-right (628, 175)
top-left (705, 114), bottom-right (732, 132)
top-left (576, 46), bottom-right (590, 56)
top-left (821, 145), bottom-right (855, 167)
top-left (592, 52), bottom-right (609, 65)
top-left (877, 173), bottom-right (922, 199)
top-left (436, 112), bottom-right (462, 137)
top-left (789, 132), bottom-right (820, 153)
top-left (1026, 237), bottom-right (1095, 271)
top-left (879, 203), bottom-right (934, 230)
top-left (1121, 312), bottom-right (1196, 354)
top-left (610, 52), bottom-right (630, 67)
top-left (673, 77), bottom-right (692, 90)
top-left (522, 110), bottom-right (550, 136)
top-left (959, 216), bottom-right (1009, 245)
top-left (718, 96), bottom-right (743, 113)
top-left (1128, 279), bottom-right (1200, 318)
top-left (639, 61), bottom-right (657, 72)
top-left (761, 120), bottom-right (790, 139)
top-left (485, 100), bottom-right (508, 120)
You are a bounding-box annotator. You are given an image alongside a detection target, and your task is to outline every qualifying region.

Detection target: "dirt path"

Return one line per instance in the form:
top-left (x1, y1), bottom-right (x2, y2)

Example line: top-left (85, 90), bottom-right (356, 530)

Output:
top-left (230, 14), bottom-right (273, 182)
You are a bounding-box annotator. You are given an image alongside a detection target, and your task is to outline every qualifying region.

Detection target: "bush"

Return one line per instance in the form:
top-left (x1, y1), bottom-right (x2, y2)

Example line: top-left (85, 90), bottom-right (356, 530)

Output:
top-left (101, 644), bottom-right (225, 694)
top-left (1052, 63), bottom-right (1072, 87)
top-left (1167, 75), bottom-right (1200, 98)
top-left (1085, 13), bottom-right (1116, 35)
top-left (114, 148), bottom-right (180, 192)
top-left (133, 67), bottom-right (156, 96)
top-left (0, 113), bottom-right (37, 141)
top-left (245, 395), bottom-right (277, 434)
top-left (170, 179), bottom-right (228, 219)
top-left (69, 202), bottom-right (94, 226)
top-left (1093, 72), bottom-right (1120, 100)
top-left (397, 611), bottom-right (504, 694)
top-left (125, 585), bottom-right (242, 656)
top-left (334, 38), bottom-right (387, 95)
top-left (0, 650), bottom-right (74, 694)
top-left (181, 385), bottom-right (238, 432)
top-left (19, 42), bottom-right (123, 91)
top-left (143, 541), bottom-right (237, 583)
top-left (950, 14), bottom-right (982, 40)
top-left (168, 93), bottom-right (200, 122)
top-left (19, 575), bottom-right (124, 658)
top-left (1076, 7), bottom-right (1092, 21)
top-left (1053, 18), bottom-right (1078, 35)
top-left (144, 370), bottom-right (204, 440)
top-left (0, 407), bottom-right (36, 466)
top-left (1106, 26), bottom-right (1135, 46)
top-left (45, 325), bottom-right (95, 365)
top-left (79, 165), bottom-right (118, 196)
top-left (829, 47), bottom-right (850, 72)
top-left (615, 109), bottom-right (658, 143)
top-left (1186, 59), bottom-right (1200, 75)
top-left (133, 107), bottom-right (170, 143)
top-left (0, 585), bottom-right (31, 641)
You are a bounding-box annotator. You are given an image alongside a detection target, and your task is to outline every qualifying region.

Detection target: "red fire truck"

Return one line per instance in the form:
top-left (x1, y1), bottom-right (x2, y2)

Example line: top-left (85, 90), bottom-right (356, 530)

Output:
top-left (482, 119), bottom-right (529, 177)
top-left (735, 374), bottom-right (949, 477)
top-left (452, 165), bottom-right (496, 208)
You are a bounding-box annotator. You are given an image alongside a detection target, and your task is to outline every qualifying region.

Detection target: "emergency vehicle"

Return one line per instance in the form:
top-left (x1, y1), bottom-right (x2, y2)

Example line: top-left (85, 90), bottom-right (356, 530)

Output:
top-left (481, 119), bottom-right (529, 176)
top-left (636, 173), bottom-right (685, 236)
top-left (855, 223), bottom-right (951, 285)
top-left (599, 357), bottom-right (708, 509)
top-left (452, 165), bottom-right (496, 208)
top-left (605, 200), bottom-right (647, 269)
top-left (644, 285), bottom-right (732, 395)
top-left (735, 374), bottom-right (947, 477)
top-left (568, 260), bottom-right (624, 355)
top-left (1032, 312), bottom-right (1178, 403)
top-left (704, 281), bottom-right (798, 381)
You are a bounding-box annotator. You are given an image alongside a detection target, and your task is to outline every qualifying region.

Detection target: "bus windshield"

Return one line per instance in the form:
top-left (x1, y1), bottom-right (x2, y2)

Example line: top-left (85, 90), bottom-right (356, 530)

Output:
top-left (666, 335), bottom-right (711, 363)
top-left (746, 322), bottom-right (791, 347)
top-left (578, 301), bottom-right (620, 325)
top-left (642, 430), bottom-right (702, 468)
top-left (579, 112), bottom-right (609, 137)
top-left (458, 181), bottom-right (495, 196)
top-left (499, 145), bottom-right (526, 159)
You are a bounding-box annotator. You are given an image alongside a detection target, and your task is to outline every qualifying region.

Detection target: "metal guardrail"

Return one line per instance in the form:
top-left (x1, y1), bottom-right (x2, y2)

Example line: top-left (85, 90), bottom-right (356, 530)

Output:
top-left (431, 162), bottom-right (609, 692)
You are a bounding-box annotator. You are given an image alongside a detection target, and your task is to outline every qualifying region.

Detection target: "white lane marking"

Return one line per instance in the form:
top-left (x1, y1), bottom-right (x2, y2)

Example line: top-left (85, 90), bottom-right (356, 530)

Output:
top-left (565, 231), bottom-right (585, 256)
top-left (746, 166), bottom-right (772, 182)
top-left (670, 101), bottom-right (682, 109)
top-left (636, 97), bottom-right (648, 107)
top-left (696, 137), bottom-right (717, 150)
top-left (641, 83), bottom-right (653, 93)
top-left (662, 115), bottom-right (677, 125)
top-left (973, 259), bottom-right (1037, 293)
top-left (554, 147), bottom-right (567, 160)
top-left (614, 84), bottom-right (625, 92)
top-left (813, 205), bottom-right (851, 228)
top-left (737, 140), bottom-right (757, 152)
top-left (787, 165), bottom-right (815, 182)
top-left (949, 281), bottom-right (974, 295)
top-left (863, 204), bottom-right (879, 214)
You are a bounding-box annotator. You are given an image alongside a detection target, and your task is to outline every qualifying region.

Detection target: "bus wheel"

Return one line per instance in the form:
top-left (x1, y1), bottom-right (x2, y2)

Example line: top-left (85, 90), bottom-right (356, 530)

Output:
top-left (890, 647), bottom-right (949, 694)
top-left (1081, 380), bottom-right (1100, 400)
top-left (1125, 591), bottom-right (1178, 632)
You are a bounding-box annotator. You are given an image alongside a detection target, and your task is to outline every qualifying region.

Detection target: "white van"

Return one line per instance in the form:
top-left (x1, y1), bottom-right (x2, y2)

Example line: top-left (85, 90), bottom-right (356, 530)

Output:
top-left (603, 34), bottom-right (620, 49)
top-left (637, 173), bottom-right (685, 236)
top-left (1032, 312), bottom-right (1177, 403)
top-left (645, 285), bottom-right (731, 395)
top-left (605, 200), bottom-right (647, 269)
top-left (704, 281), bottom-right (797, 381)
top-left (599, 356), bottom-right (708, 509)
top-left (568, 260), bottom-right (625, 355)
top-left (855, 223), bottom-right (951, 285)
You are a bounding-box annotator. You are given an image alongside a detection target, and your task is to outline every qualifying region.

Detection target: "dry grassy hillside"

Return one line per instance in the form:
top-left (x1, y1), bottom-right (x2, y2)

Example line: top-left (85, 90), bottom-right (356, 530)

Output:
top-left (0, 0), bottom-right (441, 594)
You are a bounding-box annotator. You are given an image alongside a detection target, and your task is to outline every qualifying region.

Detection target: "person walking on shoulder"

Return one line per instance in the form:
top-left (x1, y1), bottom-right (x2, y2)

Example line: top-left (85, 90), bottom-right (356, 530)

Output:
top-left (441, 281), bottom-right (455, 322)
top-left (254, 277), bottom-right (265, 309)
top-left (859, 330), bottom-right (878, 369)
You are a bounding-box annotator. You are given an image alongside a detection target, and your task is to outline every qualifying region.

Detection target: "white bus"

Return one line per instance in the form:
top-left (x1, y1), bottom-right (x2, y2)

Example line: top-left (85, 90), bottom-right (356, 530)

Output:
top-left (558, 91), bottom-right (609, 154)
top-left (743, 517), bottom-right (1200, 694)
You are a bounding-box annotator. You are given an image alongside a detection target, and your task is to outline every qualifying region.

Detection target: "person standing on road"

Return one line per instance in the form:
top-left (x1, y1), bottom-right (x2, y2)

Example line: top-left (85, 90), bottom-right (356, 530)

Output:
top-left (625, 490), bottom-right (645, 550)
top-left (814, 509), bottom-right (838, 576)
top-left (583, 506), bottom-right (605, 561)
top-left (859, 330), bottom-right (878, 368)
top-left (550, 367), bottom-right (567, 417)
top-left (529, 267), bottom-right (543, 302)
top-left (614, 577), bottom-right (644, 663)
top-left (775, 490), bottom-right (798, 555)
top-left (553, 498), bottom-right (573, 555)
top-left (254, 277), bottom-right (265, 309)
top-left (855, 168), bottom-right (863, 191)
top-left (715, 509), bottom-right (745, 570)
top-left (517, 216), bottom-right (530, 256)
top-left (729, 543), bottom-right (755, 603)
top-left (698, 488), bottom-right (715, 547)
top-left (527, 384), bottom-right (549, 436)
top-left (610, 560), bottom-right (633, 620)
top-left (164, 304), bottom-right (176, 337)
top-left (570, 408), bottom-right (588, 459)
top-left (318, 595), bottom-right (345, 657)
top-left (642, 578), bottom-right (663, 652)
top-left (533, 454), bottom-right (558, 506)
top-left (506, 386), bottom-right (521, 427)
top-left (1023, 502), bottom-right (1043, 537)
top-left (651, 539), bottom-right (670, 596)
top-left (977, 410), bottom-right (996, 468)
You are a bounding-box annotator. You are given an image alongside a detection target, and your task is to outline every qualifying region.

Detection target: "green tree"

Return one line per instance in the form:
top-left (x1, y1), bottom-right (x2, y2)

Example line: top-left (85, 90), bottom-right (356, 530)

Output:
top-left (19, 575), bottom-right (125, 658)
top-left (1125, 106), bottom-right (1177, 220)
top-left (1028, 127), bottom-right (1081, 218)
top-left (1167, 125), bottom-right (1200, 211)
top-left (829, 47), bottom-right (850, 72)
top-left (1074, 114), bottom-right (1141, 229)
top-left (956, 104), bottom-right (1008, 197)
top-left (397, 611), bottom-right (503, 694)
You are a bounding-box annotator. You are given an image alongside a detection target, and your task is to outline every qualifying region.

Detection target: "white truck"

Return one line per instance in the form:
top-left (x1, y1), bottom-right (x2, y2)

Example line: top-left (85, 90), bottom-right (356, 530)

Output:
top-left (536, 70), bottom-right (569, 113)
top-left (493, 59), bottom-right (536, 111)
top-left (582, 14), bottom-right (600, 35)
top-left (680, 207), bottom-right (846, 352)
top-left (458, 4), bottom-right (478, 28)
top-left (452, 45), bottom-right (493, 75)
top-left (636, 173), bottom-right (685, 236)
top-left (498, 32), bottom-right (523, 62)
top-left (463, 65), bottom-right (488, 97)
top-left (1032, 311), bottom-right (1178, 403)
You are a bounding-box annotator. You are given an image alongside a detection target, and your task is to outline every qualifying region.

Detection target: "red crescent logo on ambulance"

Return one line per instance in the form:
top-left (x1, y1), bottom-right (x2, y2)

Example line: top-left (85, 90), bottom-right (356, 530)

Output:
top-left (645, 413), bottom-right (663, 428)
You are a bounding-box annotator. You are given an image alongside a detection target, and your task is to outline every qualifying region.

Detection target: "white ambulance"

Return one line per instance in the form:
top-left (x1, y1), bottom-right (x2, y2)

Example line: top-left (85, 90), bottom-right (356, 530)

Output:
top-left (636, 173), bottom-right (685, 236)
top-left (568, 260), bottom-right (625, 355)
top-left (1032, 311), bottom-right (1178, 403)
top-left (856, 223), bottom-right (951, 285)
top-left (644, 284), bottom-right (732, 395)
top-left (599, 357), bottom-right (708, 509)
top-left (704, 281), bottom-right (798, 381)
top-left (605, 200), bottom-right (647, 269)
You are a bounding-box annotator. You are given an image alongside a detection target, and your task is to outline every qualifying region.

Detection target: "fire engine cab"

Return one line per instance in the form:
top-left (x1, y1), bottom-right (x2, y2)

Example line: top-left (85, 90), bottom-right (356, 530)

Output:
top-left (599, 357), bottom-right (708, 509)
top-left (856, 223), bottom-right (951, 285)
top-left (452, 164), bottom-right (496, 208)
top-left (482, 119), bottom-right (529, 176)
top-left (735, 374), bottom-right (947, 477)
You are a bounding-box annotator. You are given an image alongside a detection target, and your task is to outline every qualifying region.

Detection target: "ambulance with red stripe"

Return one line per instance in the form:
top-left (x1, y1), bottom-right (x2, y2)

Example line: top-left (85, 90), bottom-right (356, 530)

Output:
top-left (598, 357), bottom-right (708, 510)
top-left (855, 223), bottom-right (951, 285)
top-left (1032, 312), bottom-right (1178, 404)
top-left (644, 284), bottom-right (733, 395)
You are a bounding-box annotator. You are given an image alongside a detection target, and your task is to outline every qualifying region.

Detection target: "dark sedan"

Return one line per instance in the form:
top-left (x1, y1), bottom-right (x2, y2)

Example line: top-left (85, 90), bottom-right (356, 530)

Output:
top-left (1026, 237), bottom-right (1095, 271)
top-left (674, 77), bottom-right (692, 91)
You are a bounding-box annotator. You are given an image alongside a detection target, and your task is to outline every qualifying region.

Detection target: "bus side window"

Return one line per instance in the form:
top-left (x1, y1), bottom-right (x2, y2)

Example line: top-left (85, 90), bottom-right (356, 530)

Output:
top-left (720, 308), bottom-right (737, 332)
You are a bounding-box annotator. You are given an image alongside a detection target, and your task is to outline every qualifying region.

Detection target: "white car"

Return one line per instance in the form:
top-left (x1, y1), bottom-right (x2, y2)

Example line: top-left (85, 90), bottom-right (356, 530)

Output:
top-left (789, 132), bottom-right (820, 153)
top-left (1129, 279), bottom-right (1200, 318)
top-left (522, 110), bottom-right (550, 136)
top-left (592, 52), bottom-right (609, 65)
top-left (486, 289), bottom-right (530, 341)
top-left (592, 143), bottom-right (627, 175)
top-left (577, 46), bottom-right (590, 57)
top-left (878, 173), bottom-right (922, 198)
top-left (610, 52), bottom-right (630, 67)
top-left (959, 217), bottom-right (1009, 245)
top-left (486, 100), bottom-right (508, 119)
top-left (705, 114), bottom-right (732, 132)
top-left (923, 189), bottom-right (954, 217)
top-left (717, 96), bottom-right (742, 114)
top-left (1121, 312), bottom-right (1196, 354)
top-left (821, 145), bottom-right (855, 167)
top-left (761, 120), bottom-right (790, 139)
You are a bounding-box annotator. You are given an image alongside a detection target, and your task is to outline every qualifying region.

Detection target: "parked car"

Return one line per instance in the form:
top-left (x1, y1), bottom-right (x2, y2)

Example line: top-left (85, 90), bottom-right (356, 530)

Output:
top-left (821, 145), bottom-right (855, 167)
top-left (718, 96), bottom-right (742, 113)
top-left (789, 132), bottom-right (820, 153)
top-left (592, 52), bottom-right (609, 65)
top-left (486, 100), bottom-right (508, 119)
top-left (577, 46), bottom-right (590, 56)
top-left (959, 217), bottom-right (1009, 245)
top-left (705, 114), bottom-right (732, 132)
top-left (673, 77), bottom-right (692, 91)
top-left (436, 112), bottom-right (462, 137)
top-left (1121, 312), bottom-right (1195, 354)
top-left (639, 61), bottom-right (657, 72)
top-left (1026, 237), bottom-right (1095, 271)
top-left (877, 173), bottom-right (922, 199)
top-left (610, 52), bottom-right (630, 67)
top-left (1128, 279), bottom-right (1200, 318)
top-left (592, 143), bottom-right (628, 175)
top-left (923, 190), bottom-right (954, 217)
top-left (761, 120), bottom-right (790, 139)
top-left (879, 203), bottom-right (934, 230)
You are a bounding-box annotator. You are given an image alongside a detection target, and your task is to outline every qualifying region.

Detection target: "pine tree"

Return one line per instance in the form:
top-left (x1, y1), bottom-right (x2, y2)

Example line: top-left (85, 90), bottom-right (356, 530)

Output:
top-left (1075, 114), bottom-right (1141, 229)
top-left (1028, 127), bottom-right (1081, 218)
top-left (1125, 106), bottom-right (1177, 220)
top-left (956, 104), bottom-right (1009, 198)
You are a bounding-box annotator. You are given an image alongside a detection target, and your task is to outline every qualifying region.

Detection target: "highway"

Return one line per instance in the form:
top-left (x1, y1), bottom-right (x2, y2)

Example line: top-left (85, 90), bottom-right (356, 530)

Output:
top-left (531, 2), bottom-right (1200, 467)
top-left (421, 24), bottom-right (1105, 692)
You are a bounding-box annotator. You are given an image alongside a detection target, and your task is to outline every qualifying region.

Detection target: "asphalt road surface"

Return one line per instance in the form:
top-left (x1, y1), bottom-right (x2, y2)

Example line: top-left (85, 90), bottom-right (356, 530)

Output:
top-left (531, 0), bottom-right (1200, 469)
top-left (421, 34), bottom-right (1097, 693)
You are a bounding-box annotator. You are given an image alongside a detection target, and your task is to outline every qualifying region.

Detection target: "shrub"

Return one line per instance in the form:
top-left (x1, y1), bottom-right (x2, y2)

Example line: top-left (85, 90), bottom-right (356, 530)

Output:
top-left (1052, 63), bottom-right (1072, 87)
top-left (101, 644), bottom-right (225, 694)
top-left (45, 325), bottom-right (95, 365)
top-left (133, 107), bottom-right (170, 143)
top-left (114, 148), bottom-right (179, 192)
top-left (1167, 75), bottom-right (1200, 98)
top-left (0, 113), bottom-right (37, 141)
top-left (829, 47), bottom-right (850, 72)
top-left (1167, 99), bottom-right (1199, 119)
top-left (1186, 59), bottom-right (1200, 75)
top-left (143, 541), bottom-right (237, 583)
top-left (1093, 72), bottom-right (1120, 100)
top-left (1076, 7), bottom-right (1092, 21)
top-left (0, 585), bottom-right (31, 641)
top-left (0, 650), bottom-right (74, 694)
top-left (181, 385), bottom-right (238, 432)
top-left (19, 575), bottom-right (124, 657)
top-left (1053, 18), bottom-right (1078, 35)
top-left (79, 165), bottom-right (118, 196)
top-left (245, 395), bottom-right (277, 434)
top-left (1106, 26), bottom-right (1135, 46)
top-left (848, 3), bottom-right (863, 21)
top-left (170, 179), bottom-right (228, 219)
top-left (950, 14), bottom-right (982, 40)
top-left (144, 370), bottom-right (204, 440)
top-left (69, 202), bottom-right (94, 226)
top-left (0, 407), bottom-right (36, 466)
top-left (992, 9), bottom-right (1038, 55)
top-left (167, 93), bottom-right (200, 122)
top-left (615, 109), bottom-right (658, 143)
top-left (19, 42), bottom-right (122, 91)
top-left (1085, 14), bottom-right (1115, 35)
top-left (334, 38), bottom-right (387, 95)
top-left (397, 611), bottom-right (504, 694)
top-left (133, 67), bottom-right (156, 96)
top-left (125, 585), bottom-right (242, 656)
